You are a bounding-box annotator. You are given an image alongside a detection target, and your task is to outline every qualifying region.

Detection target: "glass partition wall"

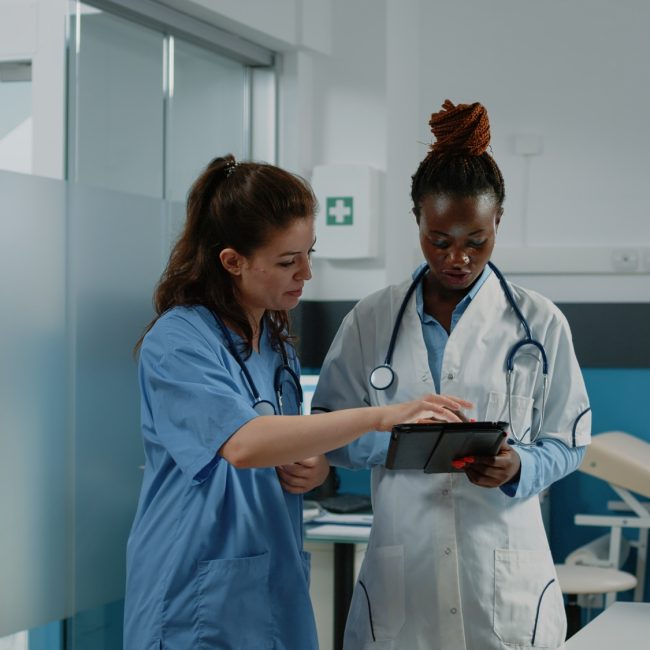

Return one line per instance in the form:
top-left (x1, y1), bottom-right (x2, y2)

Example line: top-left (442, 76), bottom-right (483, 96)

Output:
top-left (0, 2), bottom-right (276, 648)
top-left (0, 172), bottom-right (169, 650)
top-left (67, 2), bottom-right (261, 200)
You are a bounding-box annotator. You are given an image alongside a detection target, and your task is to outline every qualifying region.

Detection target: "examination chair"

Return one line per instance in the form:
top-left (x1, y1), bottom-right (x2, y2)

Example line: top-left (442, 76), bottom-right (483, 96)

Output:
top-left (554, 431), bottom-right (649, 636)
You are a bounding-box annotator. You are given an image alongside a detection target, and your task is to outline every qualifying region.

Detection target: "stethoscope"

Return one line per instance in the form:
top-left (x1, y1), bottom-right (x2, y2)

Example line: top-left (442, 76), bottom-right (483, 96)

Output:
top-left (369, 261), bottom-right (548, 445)
top-left (213, 313), bottom-right (303, 416)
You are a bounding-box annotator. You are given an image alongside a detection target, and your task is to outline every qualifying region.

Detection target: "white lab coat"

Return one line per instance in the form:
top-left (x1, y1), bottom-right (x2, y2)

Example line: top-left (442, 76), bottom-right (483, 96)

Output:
top-left (312, 271), bottom-right (591, 650)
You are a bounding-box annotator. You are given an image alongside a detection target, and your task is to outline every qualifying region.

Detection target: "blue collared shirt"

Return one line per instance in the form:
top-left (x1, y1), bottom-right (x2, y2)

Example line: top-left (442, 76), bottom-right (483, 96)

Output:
top-left (414, 263), bottom-right (585, 498)
top-left (414, 263), bottom-right (491, 393)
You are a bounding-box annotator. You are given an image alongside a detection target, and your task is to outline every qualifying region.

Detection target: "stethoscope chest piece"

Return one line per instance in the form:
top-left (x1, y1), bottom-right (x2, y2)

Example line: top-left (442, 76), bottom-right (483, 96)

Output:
top-left (369, 364), bottom-right (395, 390)
top-left (368, 264), bottom-right (430, 392)
top-left (253, 399), bottom-right (277, 416)
top-left (368, 262), bottom-right (550, 445)
top-left (212, 312), bottom-right (302, 416)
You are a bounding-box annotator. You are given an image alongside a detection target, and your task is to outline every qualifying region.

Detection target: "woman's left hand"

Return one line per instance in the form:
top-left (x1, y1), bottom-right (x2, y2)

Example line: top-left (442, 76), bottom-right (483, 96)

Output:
top-left (457, 439), bottom-right (521, 488)
top-left (276, 454), bottom-right (330, 494)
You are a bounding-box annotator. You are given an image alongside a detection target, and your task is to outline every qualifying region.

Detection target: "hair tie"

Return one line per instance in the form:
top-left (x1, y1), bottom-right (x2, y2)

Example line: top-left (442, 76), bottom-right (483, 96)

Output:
top-left (226, 159), bottom-right (240, 177)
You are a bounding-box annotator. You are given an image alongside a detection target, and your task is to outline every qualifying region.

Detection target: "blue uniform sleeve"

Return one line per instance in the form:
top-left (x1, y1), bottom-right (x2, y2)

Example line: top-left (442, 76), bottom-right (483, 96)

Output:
top-left (139, 314), bottom-right (258, 484)
top-left (500, 439), bottom-right (586, 498)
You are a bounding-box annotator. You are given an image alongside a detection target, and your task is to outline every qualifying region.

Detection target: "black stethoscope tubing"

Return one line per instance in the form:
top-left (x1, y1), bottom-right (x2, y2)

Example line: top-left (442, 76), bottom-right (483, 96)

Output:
top-left (488, 262), bottom-right (548, 374)
top-left (369, 262), bottom-right (549, 444)
top-left (487, 263), bottom-right (549, 444)
top-left (213, 313), bottom-right (302, 415)
top-left (368, 264), bottom-right (429, 391)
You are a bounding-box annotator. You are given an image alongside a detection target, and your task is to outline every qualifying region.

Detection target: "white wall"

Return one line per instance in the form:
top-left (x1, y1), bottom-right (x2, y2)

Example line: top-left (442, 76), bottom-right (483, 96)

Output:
top-left (412, 0), bottom-right (650, 302)
top-left (0, 0), bottom-right (67, 179)
top-left (0, 117), bottom-right (32, 174)
top-left (274, 0), bottom-right (650, 302)
top-left (4, 0), bottom-right (650, 300)
top-left (154, 0), bottom-right (650, 302)
top-left (303, 0), bottom-right (650, 302)
top-left (300, 0), bottom-right (389, 300)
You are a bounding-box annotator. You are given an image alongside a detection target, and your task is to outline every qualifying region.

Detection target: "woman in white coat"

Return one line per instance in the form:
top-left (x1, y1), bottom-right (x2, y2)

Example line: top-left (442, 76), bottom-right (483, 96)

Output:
top-left (312, 100), bottom-right (591, 650)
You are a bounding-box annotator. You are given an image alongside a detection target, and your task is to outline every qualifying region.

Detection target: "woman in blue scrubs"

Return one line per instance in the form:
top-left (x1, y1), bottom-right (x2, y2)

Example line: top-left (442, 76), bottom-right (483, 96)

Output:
top-left (123, 155), bottom-right (469, 650)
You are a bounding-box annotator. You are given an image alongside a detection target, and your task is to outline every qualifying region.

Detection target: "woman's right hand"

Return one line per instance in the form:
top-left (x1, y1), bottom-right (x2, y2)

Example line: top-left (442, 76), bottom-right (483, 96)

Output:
top-left (376, 394), bottom-right (473, 432)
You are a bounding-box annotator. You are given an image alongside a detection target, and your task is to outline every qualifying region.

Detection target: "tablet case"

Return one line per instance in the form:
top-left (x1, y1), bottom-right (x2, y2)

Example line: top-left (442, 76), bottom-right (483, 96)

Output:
top-left (385, 421), bottom-right (508, 473)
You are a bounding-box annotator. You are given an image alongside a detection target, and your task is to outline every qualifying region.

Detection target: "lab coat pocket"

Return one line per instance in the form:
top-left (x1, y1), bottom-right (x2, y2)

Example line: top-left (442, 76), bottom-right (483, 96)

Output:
top-left (349, 545), bottom-right (405, 641)
top-left (485, 391), bottom-right (534, 442)
top-left (195, 552), bottom-right (273, 650)
top-left (493, 549), bottom-right (566, 648)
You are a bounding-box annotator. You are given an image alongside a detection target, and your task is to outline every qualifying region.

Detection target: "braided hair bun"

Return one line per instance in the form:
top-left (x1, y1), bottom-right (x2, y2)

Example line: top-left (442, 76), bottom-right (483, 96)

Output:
top-left (428, 99), bottom-right (491, 156)
top-left (411, 99), bottom-right (504, 214)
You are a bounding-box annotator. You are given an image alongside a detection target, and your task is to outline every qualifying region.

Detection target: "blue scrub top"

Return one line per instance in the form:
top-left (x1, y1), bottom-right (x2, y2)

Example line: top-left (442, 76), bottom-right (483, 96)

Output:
top-left (124, 305), bottom-right (317, 650)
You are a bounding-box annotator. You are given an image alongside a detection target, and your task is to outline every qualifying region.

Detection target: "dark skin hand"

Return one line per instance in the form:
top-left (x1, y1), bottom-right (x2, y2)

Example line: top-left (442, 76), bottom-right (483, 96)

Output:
top-left (453, 439), bottom-right (521, 488)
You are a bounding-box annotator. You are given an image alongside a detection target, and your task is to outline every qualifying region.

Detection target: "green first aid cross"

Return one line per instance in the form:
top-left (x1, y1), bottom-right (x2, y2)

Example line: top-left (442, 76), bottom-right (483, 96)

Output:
top-left (326, 196), bottom-right (354, 226)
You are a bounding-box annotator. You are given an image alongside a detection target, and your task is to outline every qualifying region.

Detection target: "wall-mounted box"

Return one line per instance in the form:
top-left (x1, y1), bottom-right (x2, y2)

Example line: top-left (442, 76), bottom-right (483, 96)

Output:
top-left (311, 164), bottom-right (381, 259)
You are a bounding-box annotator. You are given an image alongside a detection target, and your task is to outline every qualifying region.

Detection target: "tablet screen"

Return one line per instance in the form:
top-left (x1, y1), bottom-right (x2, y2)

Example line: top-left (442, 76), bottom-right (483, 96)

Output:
top-left (385, 421), bottom-right (508, 473)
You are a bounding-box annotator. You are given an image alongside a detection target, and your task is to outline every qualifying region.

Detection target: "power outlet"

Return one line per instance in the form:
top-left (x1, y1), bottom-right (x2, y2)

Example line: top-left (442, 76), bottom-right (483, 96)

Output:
top-left (611, 248), bottom-right (639, 273)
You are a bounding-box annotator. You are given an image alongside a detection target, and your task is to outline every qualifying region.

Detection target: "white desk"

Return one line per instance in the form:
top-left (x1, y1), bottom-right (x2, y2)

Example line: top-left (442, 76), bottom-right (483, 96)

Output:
top-left (561, 602), bottom-right (650, 649)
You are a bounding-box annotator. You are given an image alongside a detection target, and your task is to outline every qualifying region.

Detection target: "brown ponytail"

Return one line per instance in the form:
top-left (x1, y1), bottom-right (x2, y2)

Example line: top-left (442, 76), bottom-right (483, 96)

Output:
top-left (134, 155), bottom-right (316, 355)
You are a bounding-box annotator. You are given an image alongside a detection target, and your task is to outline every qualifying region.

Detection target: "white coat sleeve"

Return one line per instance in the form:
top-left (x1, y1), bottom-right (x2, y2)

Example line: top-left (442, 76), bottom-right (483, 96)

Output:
top-left (311, 309), bottom-right (390, 469)
top-left (499, 306), bottom-right (590, 497)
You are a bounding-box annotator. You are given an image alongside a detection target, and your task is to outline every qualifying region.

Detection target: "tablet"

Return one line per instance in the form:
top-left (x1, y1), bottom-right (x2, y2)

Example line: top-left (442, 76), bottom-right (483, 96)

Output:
top-left (385, 421), bottom-right (508, 473)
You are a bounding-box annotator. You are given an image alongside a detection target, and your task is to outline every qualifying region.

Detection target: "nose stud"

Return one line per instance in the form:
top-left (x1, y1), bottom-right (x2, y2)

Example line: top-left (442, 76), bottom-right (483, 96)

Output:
top-left (462, 254), bottom-right (470, 264)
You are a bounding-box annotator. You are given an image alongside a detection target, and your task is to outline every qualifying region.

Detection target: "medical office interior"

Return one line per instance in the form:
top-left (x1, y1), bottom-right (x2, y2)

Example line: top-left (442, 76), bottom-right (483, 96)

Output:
top-left (1, 0), bottom-right (650, 648)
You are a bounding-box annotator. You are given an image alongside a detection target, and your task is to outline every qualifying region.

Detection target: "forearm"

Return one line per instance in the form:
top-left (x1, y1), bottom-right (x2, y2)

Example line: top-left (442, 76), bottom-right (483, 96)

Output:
top-left (221, 408), bottom-right (386, 468)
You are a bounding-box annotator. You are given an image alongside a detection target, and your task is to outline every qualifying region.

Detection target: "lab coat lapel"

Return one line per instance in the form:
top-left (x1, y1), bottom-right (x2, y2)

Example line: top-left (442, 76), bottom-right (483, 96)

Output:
top-left (396, 279), bottom-right (436, 396)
